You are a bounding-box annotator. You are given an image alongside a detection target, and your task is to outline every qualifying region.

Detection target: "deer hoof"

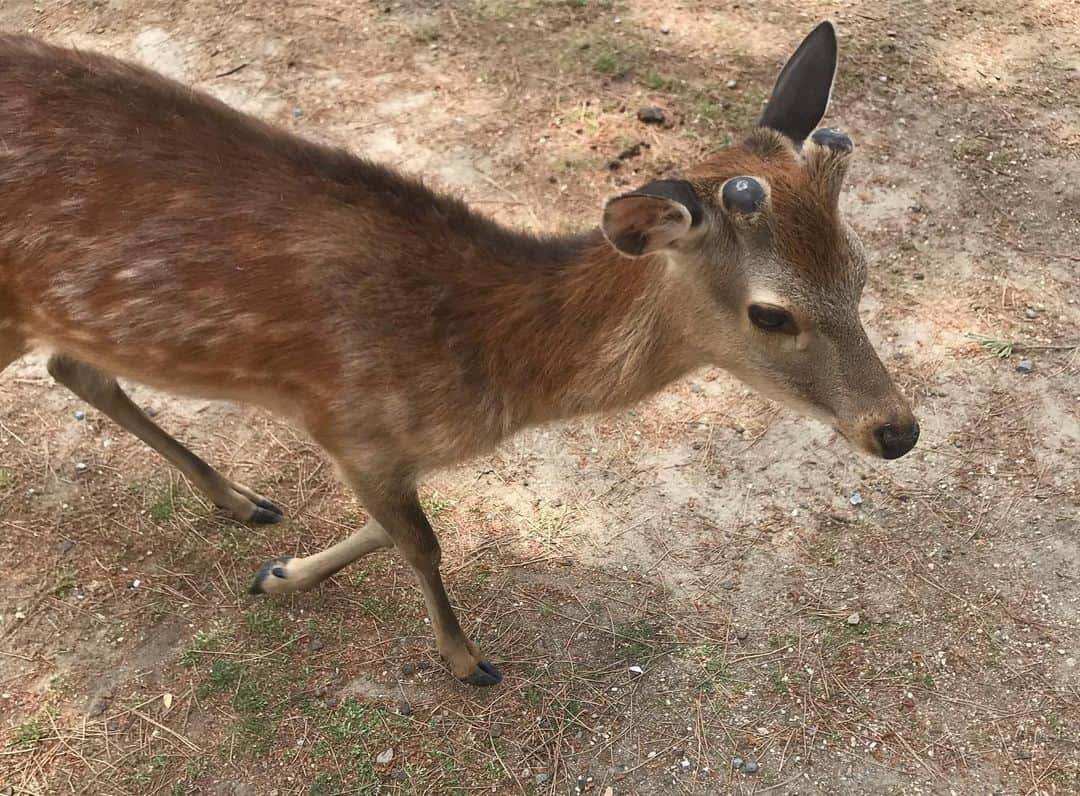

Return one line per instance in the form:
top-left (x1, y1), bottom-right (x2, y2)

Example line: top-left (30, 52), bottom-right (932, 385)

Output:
top-left (255, 496), bottom-right (284, 516)
top-left (248, 497), bottom-right (284, 524)
top-left (249, 556), bottom-right (294, 594)
top-left (461, 659), bottom-right (502, 687)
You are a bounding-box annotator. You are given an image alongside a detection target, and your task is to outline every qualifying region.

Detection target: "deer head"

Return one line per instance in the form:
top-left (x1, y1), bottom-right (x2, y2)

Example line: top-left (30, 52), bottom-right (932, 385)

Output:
top-left (601, 22), bottom-right (919, 459)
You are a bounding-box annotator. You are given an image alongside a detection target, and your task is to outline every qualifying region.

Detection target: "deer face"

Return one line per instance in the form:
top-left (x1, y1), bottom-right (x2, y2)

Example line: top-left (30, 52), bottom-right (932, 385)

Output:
top-left (601, 22), bottom-right (918, 459)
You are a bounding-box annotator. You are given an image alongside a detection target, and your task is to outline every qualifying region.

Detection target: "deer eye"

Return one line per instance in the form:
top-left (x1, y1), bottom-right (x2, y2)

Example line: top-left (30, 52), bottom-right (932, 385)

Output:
top-left (748, 304), bottom-right (798, 335)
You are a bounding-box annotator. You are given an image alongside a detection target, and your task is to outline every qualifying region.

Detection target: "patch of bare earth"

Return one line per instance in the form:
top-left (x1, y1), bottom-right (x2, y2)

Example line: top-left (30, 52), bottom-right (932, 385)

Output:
top-left (1, 1), bottom-right (1077, 795)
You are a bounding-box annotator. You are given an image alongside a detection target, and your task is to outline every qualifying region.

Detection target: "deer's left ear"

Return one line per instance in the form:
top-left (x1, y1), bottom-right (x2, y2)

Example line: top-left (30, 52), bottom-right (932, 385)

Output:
top-left (759, 21), bottom-right (838, 145)
top-left (601, 180), bottom-right (704, 258)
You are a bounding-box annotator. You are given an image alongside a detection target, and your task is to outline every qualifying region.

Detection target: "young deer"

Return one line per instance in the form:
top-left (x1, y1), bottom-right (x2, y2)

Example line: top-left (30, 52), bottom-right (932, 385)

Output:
top-left (0, 22), bottom-right (917, 686)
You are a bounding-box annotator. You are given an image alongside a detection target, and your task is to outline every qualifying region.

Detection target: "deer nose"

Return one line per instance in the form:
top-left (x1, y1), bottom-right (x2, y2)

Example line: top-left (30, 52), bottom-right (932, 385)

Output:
top-left (874, 421), bottom-right (920, 459)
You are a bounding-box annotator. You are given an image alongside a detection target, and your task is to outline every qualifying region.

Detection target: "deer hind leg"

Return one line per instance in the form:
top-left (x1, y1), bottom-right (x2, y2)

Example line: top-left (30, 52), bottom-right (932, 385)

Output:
top-left (46, 353), bottom-right (284, 524)
top-left (248, 518), bottom-right (392, 595)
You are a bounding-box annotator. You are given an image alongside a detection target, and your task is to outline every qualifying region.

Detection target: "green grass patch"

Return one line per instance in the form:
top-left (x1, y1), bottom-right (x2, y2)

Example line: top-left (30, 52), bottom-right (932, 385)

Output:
top-left (421, 491), bottom-right (455, 520)
top-left (642, 71), bottom-right (678, 92)
top-left (179, 624), bottom-right (233, 668)
top-left (313, 700), bottom-right (388, 792)
top-left (235, 714), bottom-right (276, 758)
top-left (677, 643), bottom-right (732, 692)
top-left (148, 486), bottom-right (178, 522)
top-left (10, 715), bottom-right (47, 750)
top-left (244, 605), bottom-right (288, 642)
top-left (127, 752), bottom-right (170, 789)
top-left (50, 570), bottom-right (79, 597)
top-left (615, 620), bottom-right (658, 662)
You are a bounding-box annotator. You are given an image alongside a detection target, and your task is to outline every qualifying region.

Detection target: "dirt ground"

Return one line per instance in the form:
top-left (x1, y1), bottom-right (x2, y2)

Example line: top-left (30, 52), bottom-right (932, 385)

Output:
top-left (0, 1), bottom-right (1077, 794)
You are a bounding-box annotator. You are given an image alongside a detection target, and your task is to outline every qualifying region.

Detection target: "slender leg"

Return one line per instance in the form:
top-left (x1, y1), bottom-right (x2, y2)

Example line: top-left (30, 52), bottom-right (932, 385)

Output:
top-left (269, 460), bottom-right (500, 686)
top-left (46, 353), bottom-right (283, 524)
top-left (249, 518), bottom-right (393, 594)
top-left (355, 481), bottom-right (499, 686)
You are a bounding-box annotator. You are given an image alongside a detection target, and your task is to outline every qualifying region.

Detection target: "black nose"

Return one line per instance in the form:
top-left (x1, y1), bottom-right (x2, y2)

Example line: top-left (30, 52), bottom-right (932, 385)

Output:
top-left (874, 421), bottom-right (920, 459)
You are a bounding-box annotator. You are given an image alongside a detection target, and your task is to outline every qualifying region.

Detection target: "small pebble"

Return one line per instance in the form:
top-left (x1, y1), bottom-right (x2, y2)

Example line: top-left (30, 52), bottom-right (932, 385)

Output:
top-left (75, 462), bottom-right (89, 472)
top-left (535, 771), bottom-right (551, 785)
top-left (398, 699), bottom-right (413, 716)
top-left (735, 629), bottom-right (749, 641)
top-left (743, 760), bottom-right (760, 774)
top-left (74, 410), bottom-right (85, 420)
top-left (400, 661), bottom-right (416, 676)
top-left (1024, 307), bottom-right (1038, 319)
top-left (732, 756), bottom-right (744, 770)
top-left (628, 665), bottom-right (644, 675)
top-left (375, 748), bottom-right (394, 765)
top-left (849, 492), bottom-right (863, 506)
top-left (913, 272), bottom-right (925, 280)
top-left (725, 79), bottom-right (737, 88)
top-left (309, 637), bottom-right (323, 652)
top-left (847, 612), bottom-right (861, 626)
top-left (660, 25), bottom-right (670, 34)
top-left (1016, 359), bottom-right (1034, 373)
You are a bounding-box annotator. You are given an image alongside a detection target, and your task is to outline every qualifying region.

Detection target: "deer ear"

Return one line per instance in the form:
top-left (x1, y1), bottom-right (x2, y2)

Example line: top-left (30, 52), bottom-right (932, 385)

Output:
top-left (758, 21), bottom-right (837, 145)
top-left (601, 180), bottom-right (703, 258)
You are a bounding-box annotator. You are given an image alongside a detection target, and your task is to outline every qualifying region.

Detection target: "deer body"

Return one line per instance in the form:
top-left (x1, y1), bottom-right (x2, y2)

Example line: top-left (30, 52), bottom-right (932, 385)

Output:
top-left (0, 26), bottom-right (918, 686)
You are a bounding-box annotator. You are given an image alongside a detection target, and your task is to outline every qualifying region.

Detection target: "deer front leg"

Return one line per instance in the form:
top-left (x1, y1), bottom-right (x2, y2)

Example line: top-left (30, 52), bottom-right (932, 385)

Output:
top-left (249, 519), bottom-right (392, 594)
top-left (348, 474), bottom-right (501, 687)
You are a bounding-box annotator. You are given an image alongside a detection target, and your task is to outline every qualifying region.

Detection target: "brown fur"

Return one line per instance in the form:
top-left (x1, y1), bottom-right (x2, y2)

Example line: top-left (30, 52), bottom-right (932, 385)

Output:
top-left (0, 33), bottom-right (915, 684)
top-left (691, 130), bottom-right (845, 284)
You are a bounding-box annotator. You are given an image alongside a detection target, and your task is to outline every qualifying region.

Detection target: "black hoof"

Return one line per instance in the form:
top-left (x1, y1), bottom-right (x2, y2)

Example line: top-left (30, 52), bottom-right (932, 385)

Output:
top-left (250, 505), bottom-right (283, 525)
top-left (461, 659), bottom-right (502, 687)
top-left (249, 556), bottom-right (293, 594)
top-left (254, 497), bottom-right (284, 517)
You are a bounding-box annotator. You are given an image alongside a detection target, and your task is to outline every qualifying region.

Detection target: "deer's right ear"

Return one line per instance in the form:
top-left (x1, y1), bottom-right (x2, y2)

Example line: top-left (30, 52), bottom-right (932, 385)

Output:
top-left (758, 21), bottom-right (838, 146)
top-left (601, 180), bottom-right (703, 258)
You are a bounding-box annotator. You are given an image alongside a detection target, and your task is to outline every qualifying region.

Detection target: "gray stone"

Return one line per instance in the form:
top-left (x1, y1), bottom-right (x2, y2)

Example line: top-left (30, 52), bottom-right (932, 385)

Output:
top-left (1016, 359), bottom-right (1034, 373)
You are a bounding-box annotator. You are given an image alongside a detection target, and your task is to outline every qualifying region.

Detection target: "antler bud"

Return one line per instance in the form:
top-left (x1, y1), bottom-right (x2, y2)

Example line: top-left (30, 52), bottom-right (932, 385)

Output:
top-left (803, 127), bottom-right (852, 206)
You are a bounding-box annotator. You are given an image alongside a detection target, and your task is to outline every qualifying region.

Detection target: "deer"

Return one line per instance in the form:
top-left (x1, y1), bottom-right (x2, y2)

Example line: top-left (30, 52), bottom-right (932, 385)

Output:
top-left (0, 21), bottom-right (918, 686)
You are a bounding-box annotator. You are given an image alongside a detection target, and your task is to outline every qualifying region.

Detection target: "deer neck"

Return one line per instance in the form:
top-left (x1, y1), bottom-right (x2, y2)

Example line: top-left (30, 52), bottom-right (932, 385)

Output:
top-left (478, 230), bottom-right (706, 427)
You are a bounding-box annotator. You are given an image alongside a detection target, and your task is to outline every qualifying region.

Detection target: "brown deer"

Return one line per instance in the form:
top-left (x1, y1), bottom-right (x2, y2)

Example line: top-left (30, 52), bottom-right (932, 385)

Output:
top-left (0, 22), bottom-right (917, 686)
